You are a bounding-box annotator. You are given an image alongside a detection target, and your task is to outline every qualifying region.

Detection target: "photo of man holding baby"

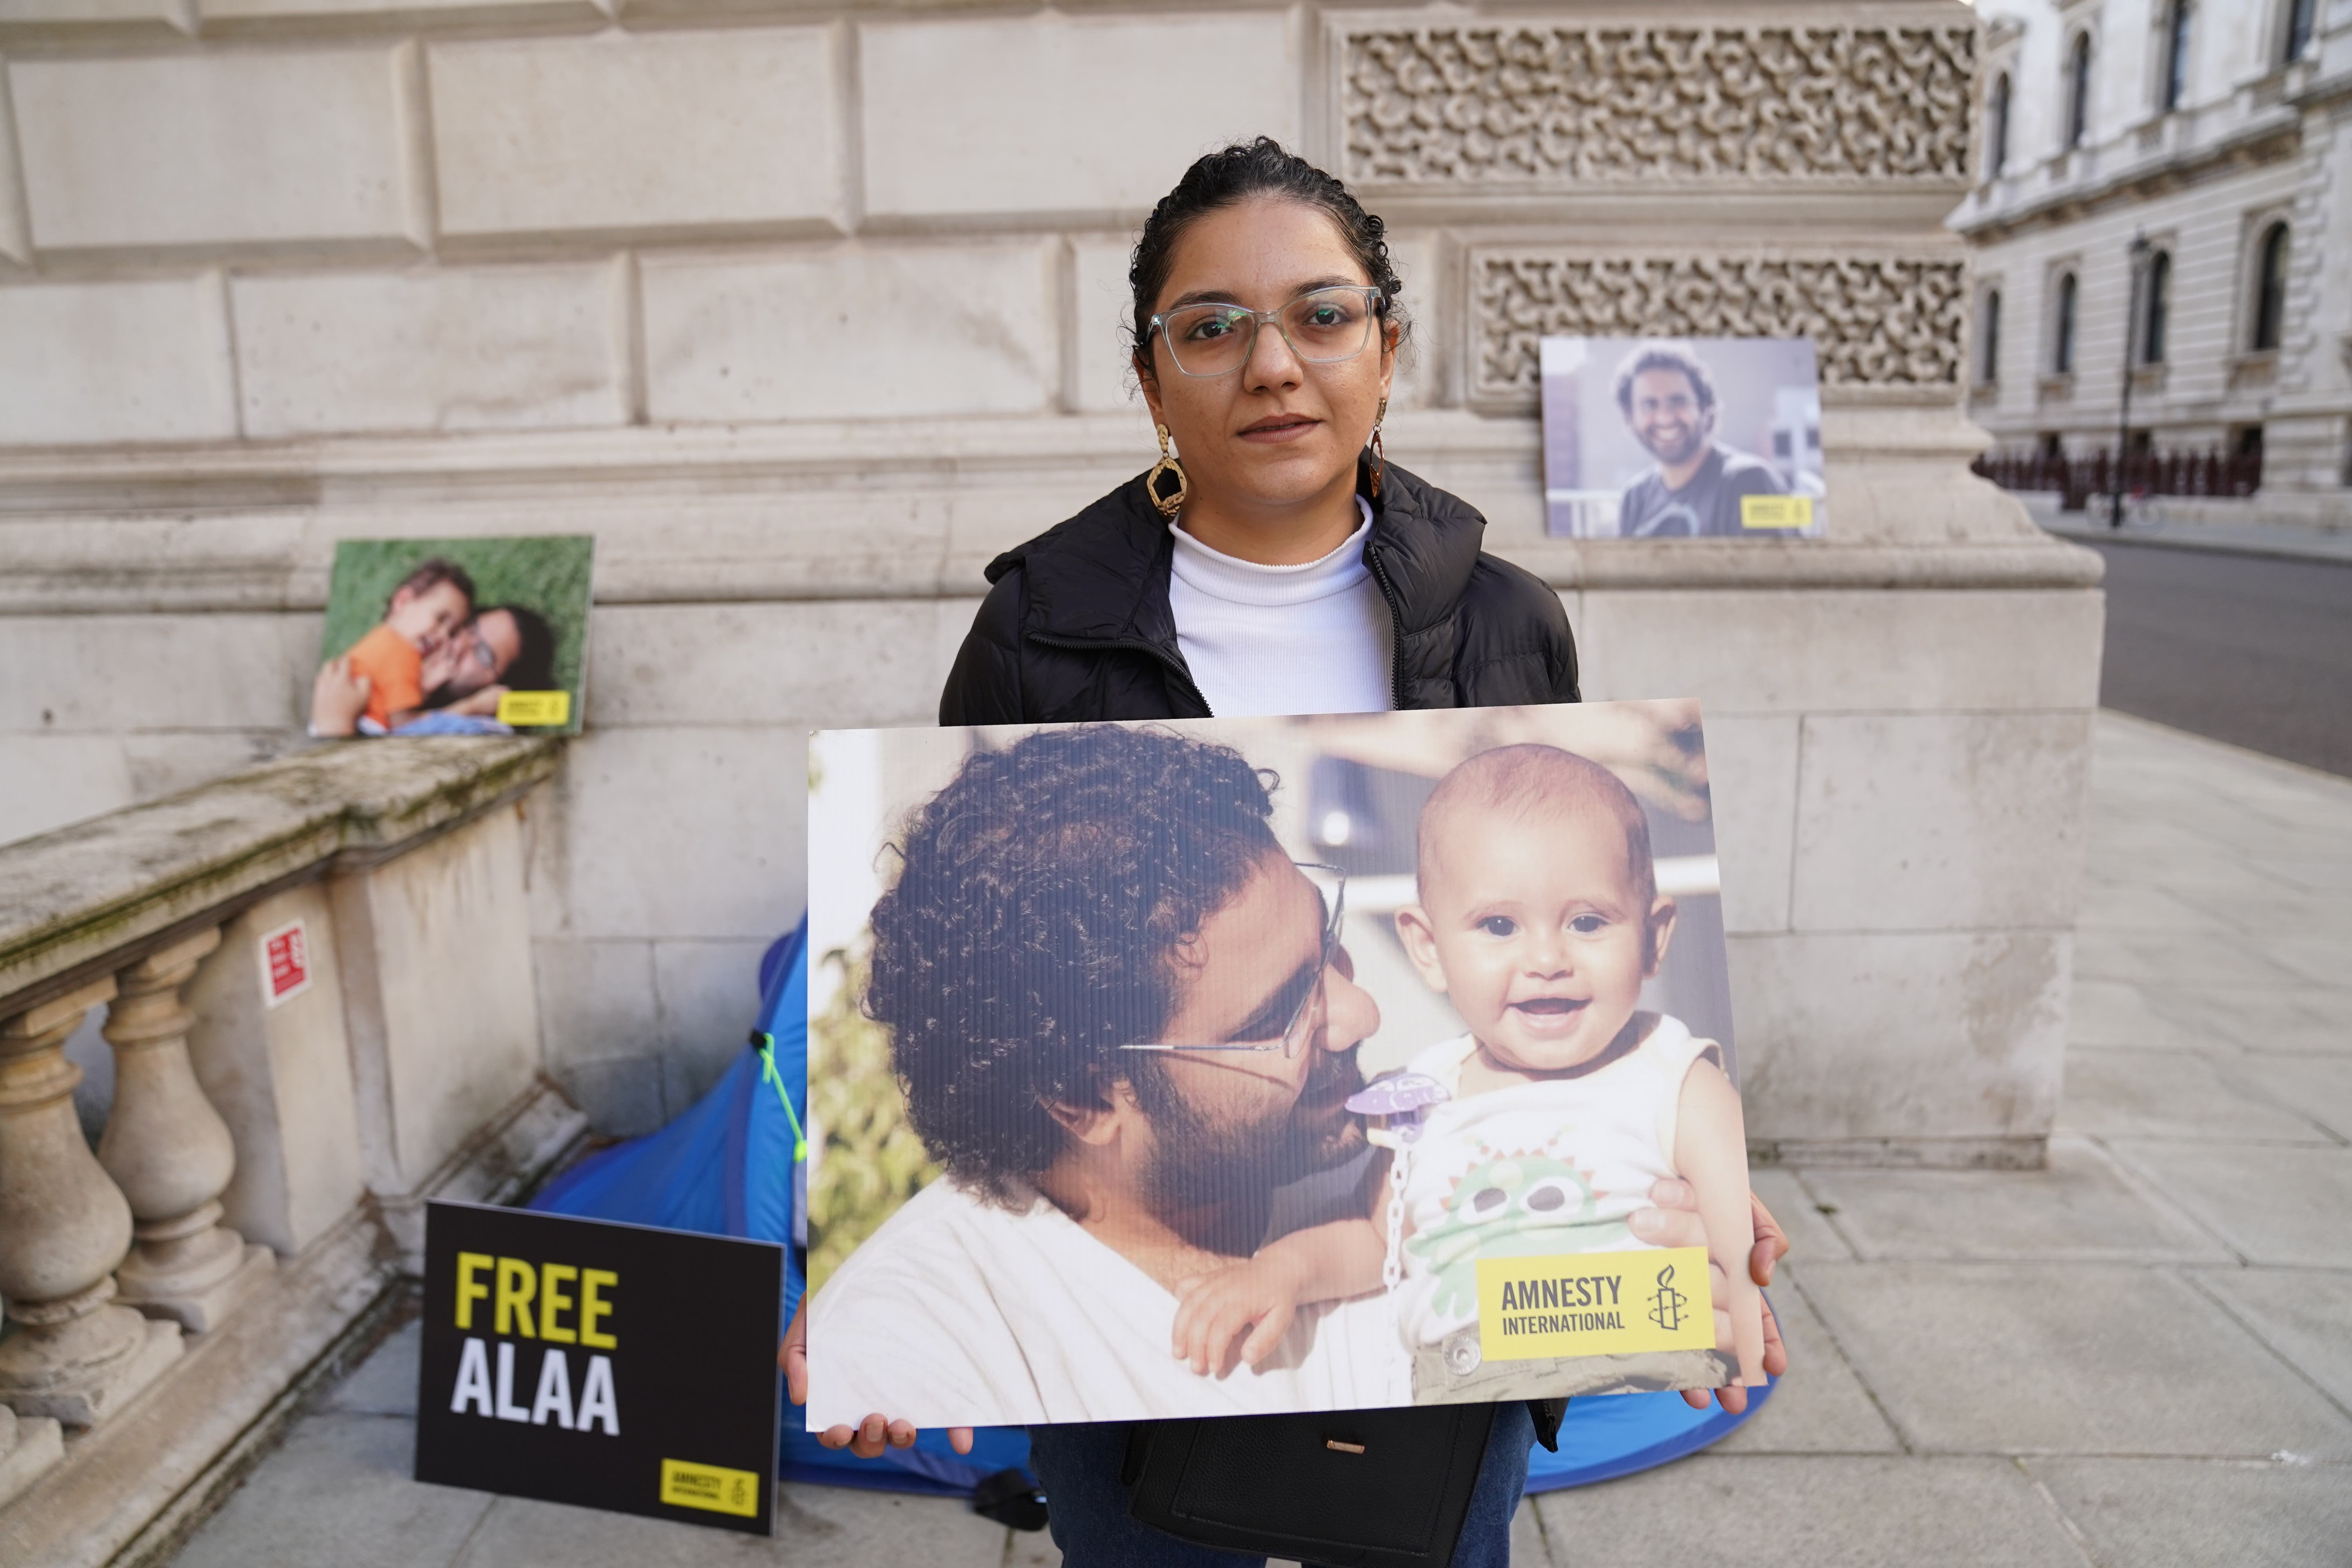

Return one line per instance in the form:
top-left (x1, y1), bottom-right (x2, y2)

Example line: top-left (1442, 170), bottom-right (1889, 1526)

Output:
top-left (801, 706), bottom-right (1775, 1434)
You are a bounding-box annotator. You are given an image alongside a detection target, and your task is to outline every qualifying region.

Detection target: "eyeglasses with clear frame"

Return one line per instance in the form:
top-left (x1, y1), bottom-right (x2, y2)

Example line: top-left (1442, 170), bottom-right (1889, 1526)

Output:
top-left (1118, 863), bottom-right (1347, 1062)
top-left (1149, 287), bottom-right (1385, 379)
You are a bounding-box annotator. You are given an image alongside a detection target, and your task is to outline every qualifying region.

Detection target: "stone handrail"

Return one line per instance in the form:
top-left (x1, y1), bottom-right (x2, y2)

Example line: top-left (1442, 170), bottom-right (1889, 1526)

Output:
top-left (0, 737), bottom-right (562, 1016)
top-left (0, 739), bottom-right (580, 1555)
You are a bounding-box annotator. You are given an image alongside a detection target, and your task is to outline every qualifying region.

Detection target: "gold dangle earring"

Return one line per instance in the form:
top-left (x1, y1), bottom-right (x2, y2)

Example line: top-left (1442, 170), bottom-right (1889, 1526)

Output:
top-left (1368, 397), bottom-right (1388, 501)
top-left (1148, 423), bottom-right (1189, 519)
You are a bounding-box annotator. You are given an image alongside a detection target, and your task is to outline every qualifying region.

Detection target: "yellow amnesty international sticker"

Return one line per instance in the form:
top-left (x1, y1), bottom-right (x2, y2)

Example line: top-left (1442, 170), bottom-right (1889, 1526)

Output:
top-left (1475, 1248), bottom-right (1714, 1362)
top-left (1739, 494), bottom-right (1814, 530)
top-left (495, 690), bottom-right (571, 727)
top-left (659, 1457), bottom-right (763, 1518)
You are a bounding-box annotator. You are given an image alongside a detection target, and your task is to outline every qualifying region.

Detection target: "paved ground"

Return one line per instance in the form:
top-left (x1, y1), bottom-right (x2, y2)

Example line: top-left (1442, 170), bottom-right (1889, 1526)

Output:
top-left (167, 713), bottom-right (2352, 1568)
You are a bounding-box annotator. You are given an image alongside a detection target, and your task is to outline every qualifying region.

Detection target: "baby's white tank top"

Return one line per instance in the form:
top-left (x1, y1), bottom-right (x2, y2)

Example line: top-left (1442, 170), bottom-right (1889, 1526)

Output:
top-left (1390, 1013), bottom-right (1720, 1345)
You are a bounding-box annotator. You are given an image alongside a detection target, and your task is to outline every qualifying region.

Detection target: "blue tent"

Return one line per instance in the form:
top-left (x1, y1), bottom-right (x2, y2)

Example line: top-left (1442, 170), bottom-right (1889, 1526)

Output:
top-left (531, 920), bottom-right (1769, 1503)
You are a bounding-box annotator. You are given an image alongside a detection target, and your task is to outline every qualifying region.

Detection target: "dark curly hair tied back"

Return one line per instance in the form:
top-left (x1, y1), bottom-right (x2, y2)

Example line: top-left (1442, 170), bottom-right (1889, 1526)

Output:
top-left (1130, 136), bottom-right (1406, 378)
top-left (864, 726), bottom-right (1281, 1206)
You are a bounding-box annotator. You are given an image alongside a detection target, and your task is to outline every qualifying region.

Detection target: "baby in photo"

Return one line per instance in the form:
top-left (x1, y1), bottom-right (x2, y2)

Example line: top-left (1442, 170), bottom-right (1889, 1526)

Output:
top-left (335, 558), bottom-right (476, 731)
top-left (1172, 744), bottom-right (1768, 1403)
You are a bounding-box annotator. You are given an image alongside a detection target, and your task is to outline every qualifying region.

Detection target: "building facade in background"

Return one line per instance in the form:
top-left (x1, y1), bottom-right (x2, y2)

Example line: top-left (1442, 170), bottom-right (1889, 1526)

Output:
top-left (1954, 0), bottom-right (2352, 514)
top-left (0, 2), bottom-right (2108, 1174)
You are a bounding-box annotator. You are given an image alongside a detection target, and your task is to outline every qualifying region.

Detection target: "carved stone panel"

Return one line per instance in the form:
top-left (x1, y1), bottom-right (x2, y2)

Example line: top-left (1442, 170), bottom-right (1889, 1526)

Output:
top-left (1472, 250), bottom-right (1969, 402)
top-left (1341, 21), bottom-right (1976, 188)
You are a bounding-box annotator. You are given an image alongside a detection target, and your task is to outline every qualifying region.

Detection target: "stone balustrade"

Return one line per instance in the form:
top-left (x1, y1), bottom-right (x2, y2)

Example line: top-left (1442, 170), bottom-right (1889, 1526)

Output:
top-left (0, 738), bottom-right (585, 1564)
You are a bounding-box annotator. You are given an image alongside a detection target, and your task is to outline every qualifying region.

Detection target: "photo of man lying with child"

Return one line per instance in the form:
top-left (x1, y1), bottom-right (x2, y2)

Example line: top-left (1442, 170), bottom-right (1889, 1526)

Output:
top-left (804, 708), bottom-right (1771, 1430)
top-left (305, 537), bottom-right (592, 738)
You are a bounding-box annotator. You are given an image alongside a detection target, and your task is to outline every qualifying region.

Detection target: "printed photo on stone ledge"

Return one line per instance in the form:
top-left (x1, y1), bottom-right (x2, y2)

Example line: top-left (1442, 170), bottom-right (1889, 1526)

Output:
top-left (307, 535), bottom-right (594, 739)
top-left (803, 704), bottom-right (1766, 1428)
top-left (1542, 337), bottom-right (1827, 539)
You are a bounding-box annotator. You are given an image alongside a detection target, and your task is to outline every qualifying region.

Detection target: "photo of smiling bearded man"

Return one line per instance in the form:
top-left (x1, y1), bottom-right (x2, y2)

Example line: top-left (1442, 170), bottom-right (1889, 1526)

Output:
top-left (1610, 343), bottom-right (1792, 539)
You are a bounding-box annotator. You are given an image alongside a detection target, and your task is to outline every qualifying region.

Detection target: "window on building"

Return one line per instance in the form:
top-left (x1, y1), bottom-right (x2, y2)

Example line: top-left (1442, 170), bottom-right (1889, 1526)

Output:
top-left (1989, 73), bottom-right (2012, 174)
top-left (2285, 0), bottom-right (2317, 61)
top-left (2067, 33), bottom-right (2094, 149)
top-left (2251, 223), bottom-right (2289, 351)
top-left (2164, 3), bottom-right (2193, 110)
top-left (2054, 272), bottom-right (2079, 373)
top-left (2141, 251), bottom-right (2171, 363)
top-left (1982, 290), bottom-right (2003, 382)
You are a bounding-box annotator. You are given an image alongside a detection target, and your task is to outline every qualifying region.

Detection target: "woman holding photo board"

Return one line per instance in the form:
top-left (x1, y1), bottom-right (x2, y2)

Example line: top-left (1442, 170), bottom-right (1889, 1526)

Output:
top-left (782, 139), bottom-right (1789, 1566)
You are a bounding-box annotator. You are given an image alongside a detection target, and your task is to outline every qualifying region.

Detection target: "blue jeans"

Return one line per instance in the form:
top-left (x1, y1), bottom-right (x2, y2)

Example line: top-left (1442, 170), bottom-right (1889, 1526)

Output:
top-left (1025, 1401), bottom-right (1534, 1568)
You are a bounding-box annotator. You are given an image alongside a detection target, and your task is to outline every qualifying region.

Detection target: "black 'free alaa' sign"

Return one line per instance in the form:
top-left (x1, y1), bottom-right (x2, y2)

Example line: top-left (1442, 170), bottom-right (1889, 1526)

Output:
top-left (414, 1200), bottom-right (784, 1536)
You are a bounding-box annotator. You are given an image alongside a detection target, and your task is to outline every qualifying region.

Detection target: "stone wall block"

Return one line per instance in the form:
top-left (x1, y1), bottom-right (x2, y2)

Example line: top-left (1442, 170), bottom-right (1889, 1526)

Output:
top-left (1336, 18), bottom-right (1977, 193)
top-left (1069, 234), bottom-right (1141, 414)
top-left (1731, 930), bottom-right (2069, 1156)
top-left (1384, 231), bottom-right (1441, 410)
top-left (199, 0), bottom-right (599, 33)
top-left (1702, 712), bottom-right (1800, 935)
top-left (0, 0), bottom-right (191, 42)
top-left (652, 938), bottom-right (766, 1096)
top-left (586, 601), bottom-right (957, 728)
top-left (545, 727), bottom-right (804, 942)
top-left (532, 937), bottom-right (656, 1074)
top-left (99, 926), bottom-right (276, 1334)
top-left (0, 613), bottom-right (303, 732)
top-left (1466, 247), bottom-right (1971, 410)
top-left (0, 735), bottom-right (134, 844)
top-left (0, 277), bottom-right (239, 446)
top-left (330, 802), bottom-right (541, 1195)
top-left (0, 66), bottom-right (29, 267)
top-left (642, 243), bottom-right (1059, 422)
top-left (230, 263), bottom-right (626, 438)
top-left (860, 11), bottom-right (1300, 221)
top-left (1792, 712), bottom-right (2093, 933)
top-left (1575, 588), bottom-right (2106, 715)
top-left (186, 884), bottom-right (367, 1257)
top-left (9, 48), bottom-right (416, 253)
top-left (428, 26), bottom-right (845, 242)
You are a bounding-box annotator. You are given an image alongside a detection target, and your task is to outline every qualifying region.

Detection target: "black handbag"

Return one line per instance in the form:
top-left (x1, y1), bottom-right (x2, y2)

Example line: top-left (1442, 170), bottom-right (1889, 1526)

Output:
top-left (1119, 1403), bottom-right (1499, 1568)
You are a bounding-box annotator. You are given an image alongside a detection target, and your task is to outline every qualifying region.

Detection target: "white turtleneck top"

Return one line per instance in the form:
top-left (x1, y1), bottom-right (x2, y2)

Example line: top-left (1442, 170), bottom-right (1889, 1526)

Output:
top-left (1166, 497), bottom-right (1394, 718)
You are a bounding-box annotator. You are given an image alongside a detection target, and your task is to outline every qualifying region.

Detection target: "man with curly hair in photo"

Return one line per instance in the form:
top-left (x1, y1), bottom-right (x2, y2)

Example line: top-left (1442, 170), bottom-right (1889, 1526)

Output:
top-left (804, 725), bottom-right (1404, 1425)
top-left (803, 725), bottom-right (1740, 1432)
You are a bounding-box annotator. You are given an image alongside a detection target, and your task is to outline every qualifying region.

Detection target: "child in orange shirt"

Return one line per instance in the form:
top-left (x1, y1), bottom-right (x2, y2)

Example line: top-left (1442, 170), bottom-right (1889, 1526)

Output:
top-left (341, 559), bottom-right (476, 730)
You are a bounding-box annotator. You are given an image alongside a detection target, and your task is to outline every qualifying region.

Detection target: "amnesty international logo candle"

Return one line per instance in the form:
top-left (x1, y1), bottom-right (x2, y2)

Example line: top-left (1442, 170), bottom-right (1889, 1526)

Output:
top-left (1472, 1247), bottom-right (1715, 1361)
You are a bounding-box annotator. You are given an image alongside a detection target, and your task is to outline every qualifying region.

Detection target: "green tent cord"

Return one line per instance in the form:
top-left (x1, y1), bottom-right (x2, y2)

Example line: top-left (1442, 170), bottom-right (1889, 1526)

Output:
top-left (753, 1031), bottom-right (808, 1163)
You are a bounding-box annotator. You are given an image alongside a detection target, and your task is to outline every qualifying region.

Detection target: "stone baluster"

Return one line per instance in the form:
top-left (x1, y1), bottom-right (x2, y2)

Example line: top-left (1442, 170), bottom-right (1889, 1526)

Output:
top-left (0, 978), bottom-right (183, 1429)
top-left (100, 928), bottom-right (274, 1334)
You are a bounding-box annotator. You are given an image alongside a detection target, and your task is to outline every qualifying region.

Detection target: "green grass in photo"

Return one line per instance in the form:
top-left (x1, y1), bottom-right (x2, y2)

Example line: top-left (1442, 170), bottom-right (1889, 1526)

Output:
top-left (807, 942), bottom-right (942, 1296)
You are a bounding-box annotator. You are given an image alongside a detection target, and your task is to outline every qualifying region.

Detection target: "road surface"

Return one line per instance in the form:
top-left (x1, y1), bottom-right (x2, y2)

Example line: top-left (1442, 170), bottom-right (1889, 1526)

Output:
top-left (2082, 538), bottom-right (2352, 777)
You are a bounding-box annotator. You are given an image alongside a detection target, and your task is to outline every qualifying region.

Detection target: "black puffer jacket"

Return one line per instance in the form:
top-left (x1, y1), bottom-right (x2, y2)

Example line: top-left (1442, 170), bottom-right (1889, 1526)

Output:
top-left (939, 458), bottom-right (1579, 722)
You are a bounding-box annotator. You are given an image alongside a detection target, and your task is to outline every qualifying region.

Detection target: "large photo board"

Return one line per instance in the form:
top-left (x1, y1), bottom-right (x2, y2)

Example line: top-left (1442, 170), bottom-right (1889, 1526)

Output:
top-left (1541, 337), bottom-right (1826, 539)
top-left (805, 705), bottom-right (1766, 1428)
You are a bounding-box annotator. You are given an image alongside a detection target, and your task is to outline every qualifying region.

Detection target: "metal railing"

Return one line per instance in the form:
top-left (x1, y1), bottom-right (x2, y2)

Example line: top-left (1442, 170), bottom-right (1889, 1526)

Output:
top-left (1973, 447), bottom-right (2263, 512)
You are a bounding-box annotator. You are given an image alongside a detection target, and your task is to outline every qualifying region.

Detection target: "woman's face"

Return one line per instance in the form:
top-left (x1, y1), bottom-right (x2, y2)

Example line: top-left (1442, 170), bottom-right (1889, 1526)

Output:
top-left (1137, 197), bottom-right (1397, 520)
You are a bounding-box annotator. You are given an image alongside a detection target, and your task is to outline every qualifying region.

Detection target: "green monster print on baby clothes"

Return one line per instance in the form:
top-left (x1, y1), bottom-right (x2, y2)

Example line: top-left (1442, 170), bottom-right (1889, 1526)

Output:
top-left (1403, 1147), bottom-right (1633, 1321)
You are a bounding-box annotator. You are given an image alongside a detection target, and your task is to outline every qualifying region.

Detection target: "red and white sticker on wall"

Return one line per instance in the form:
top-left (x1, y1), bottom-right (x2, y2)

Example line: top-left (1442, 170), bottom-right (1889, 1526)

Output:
top-left (260, 919), bottom-right (312, 1008)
